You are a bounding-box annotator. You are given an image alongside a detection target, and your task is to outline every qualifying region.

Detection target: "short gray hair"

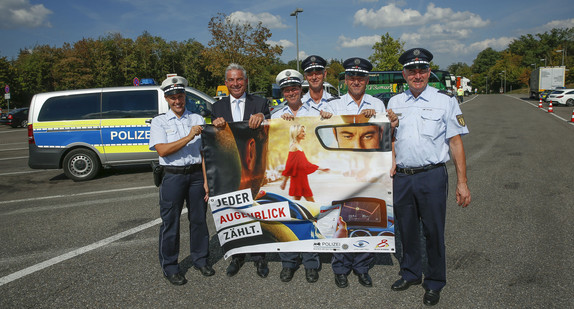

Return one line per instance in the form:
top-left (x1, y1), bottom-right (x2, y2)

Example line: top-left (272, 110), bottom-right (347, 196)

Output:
top-left (225, 63), bottom-right (247, 80)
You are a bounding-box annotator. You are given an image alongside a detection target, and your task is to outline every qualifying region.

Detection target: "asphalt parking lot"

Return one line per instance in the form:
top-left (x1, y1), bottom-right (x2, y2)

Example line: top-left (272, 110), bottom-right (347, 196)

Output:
top-left (1, 94), bottom-right (573, 308)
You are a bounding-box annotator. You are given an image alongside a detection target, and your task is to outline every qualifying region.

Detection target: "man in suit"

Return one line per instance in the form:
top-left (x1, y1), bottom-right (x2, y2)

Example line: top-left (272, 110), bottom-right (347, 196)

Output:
top-left (212, 63), bottom-right (271, 278)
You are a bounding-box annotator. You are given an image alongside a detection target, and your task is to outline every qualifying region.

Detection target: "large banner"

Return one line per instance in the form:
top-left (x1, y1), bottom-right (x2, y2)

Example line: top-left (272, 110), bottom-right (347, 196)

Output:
top-left (202, 115), bottom-right (395, 259)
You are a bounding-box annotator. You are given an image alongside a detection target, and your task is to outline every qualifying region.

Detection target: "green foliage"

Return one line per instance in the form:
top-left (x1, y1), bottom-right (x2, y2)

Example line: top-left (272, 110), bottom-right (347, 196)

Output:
top-left (1, 23), bottom-right (572, 105)
top-left (201, 13), bottom-right (283, 96)
top-left (368, 33), bottom-right (404, 71)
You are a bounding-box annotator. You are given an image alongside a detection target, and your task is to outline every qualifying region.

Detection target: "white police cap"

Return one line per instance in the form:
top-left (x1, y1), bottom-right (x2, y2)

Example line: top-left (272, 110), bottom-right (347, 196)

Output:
top-left (160, 76), bottom-right (188, 95)
top-left (276, 69), bottom-right (303, 88)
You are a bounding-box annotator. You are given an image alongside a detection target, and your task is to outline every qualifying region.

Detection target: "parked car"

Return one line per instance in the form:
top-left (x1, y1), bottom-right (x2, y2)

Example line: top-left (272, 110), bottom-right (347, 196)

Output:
top-left (539, 89), bottom-right (553, 101)
top-left (0, 107), bottom-right (29, 128)
top-left (27, 86), bottom-right (214, 181)
top-left (546, 89), bottom-right (574, 106)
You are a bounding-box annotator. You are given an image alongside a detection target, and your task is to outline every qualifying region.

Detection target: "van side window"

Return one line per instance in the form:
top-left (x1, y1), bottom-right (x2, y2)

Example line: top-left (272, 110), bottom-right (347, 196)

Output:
top-left (186, 91), bottom-right (211, 114)
top-left (38, 93), bottom-right (100, 121)
top-left (102, 90), bottom-right (158, 118)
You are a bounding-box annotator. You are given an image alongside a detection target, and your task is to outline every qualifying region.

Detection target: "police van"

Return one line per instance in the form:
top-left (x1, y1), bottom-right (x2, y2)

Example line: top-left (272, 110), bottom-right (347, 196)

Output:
top-left (28, 85), bottom-right (214, 181)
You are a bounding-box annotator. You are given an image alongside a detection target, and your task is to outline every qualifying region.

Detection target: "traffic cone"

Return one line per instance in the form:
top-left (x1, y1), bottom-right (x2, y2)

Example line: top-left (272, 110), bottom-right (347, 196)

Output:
top-left (548, 101), bottom-right (554, 113)
top-left (570, 110), bottom-right (574, 123)
top-left (538, 98), bottom-right (543, 108)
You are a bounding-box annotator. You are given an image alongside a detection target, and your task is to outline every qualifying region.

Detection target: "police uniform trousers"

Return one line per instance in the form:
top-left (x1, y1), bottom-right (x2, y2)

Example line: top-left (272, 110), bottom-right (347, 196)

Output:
top-left (279, 252), bottom-right (320, 269)
top-left (393, 165), bottom-right (448, 291)
top-left (331, 253), bottom-right (373, 275)
top-left (158, 170), bottom-right (209, 277)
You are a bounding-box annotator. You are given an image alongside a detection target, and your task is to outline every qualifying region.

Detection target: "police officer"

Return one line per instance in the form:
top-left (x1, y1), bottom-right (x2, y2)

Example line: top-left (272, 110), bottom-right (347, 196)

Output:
top-left (272, 69), bottom-right (322, 284)
top-left (323, 57), bottom-right (398, 288)
top-left (301, 55), bottom-right (335, 112)
top-left (322, 57), bottom-right (384, 118)
top-left (272, 69), bottom-right (319, 119)
top-left (149, 76), bottom-right (214, 285)
top-left (388, 48), bottom-right (471, 306)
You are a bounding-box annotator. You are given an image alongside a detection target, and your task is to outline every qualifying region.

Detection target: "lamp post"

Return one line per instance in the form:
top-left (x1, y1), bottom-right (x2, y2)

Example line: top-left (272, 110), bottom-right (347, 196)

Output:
top-left (555, 49), bottom-right (565, 66)
top-left (290, 8), bottom-right (303, 72)
top-left (531, 63), bottom-right (536, 70)
top-left (499, 73), bottom-right (503, 93)
top-left (501, 70), bottom-right (506, 94)
top-left (541, 58), bottom-right (546, 67)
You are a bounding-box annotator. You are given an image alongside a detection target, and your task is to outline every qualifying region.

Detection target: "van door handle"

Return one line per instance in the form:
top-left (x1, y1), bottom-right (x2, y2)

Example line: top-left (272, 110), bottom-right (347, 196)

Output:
top-left (145, 119), bottom-right (152, 124)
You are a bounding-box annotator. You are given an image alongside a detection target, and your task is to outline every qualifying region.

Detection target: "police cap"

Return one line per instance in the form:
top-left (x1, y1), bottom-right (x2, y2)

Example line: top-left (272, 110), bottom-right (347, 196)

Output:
top-left (343, 57), bottom-right (372, 76)
top-left (302, 55), bottom-right (326, 73)
top-left (160, 76), bottom-right (188, 95)
top-left (276, 69), bottom-right (304, 89)
top-left (399, 48), bottom-right (433, 69)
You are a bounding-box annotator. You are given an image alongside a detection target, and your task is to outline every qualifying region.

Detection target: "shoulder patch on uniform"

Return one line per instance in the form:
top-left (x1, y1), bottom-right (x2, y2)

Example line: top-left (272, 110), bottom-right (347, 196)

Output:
top-left (326, 96), bottom-right (339, 102)
top-left (153, 113), bottom-right (165, 118)
top-left (456, 114), bottom-right (466, 127)
top-left (438, 90), bottom-right (454, 97)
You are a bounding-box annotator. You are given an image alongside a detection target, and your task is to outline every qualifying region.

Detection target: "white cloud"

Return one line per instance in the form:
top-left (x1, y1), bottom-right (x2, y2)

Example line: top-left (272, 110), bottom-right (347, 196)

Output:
top-left (338, 35), bottom-right (380, 48)
top-left (0, 0), bottom-right (52, 29)
top-left (354, 3), bottom-right (489, 29)
top-left (468, 37), bottom-right (514, 52)
top-left (267, 39), bottom-right (293, 48)
top-left (541, 18), bottom-right (574, 30)
top-left (228, 11), bottom-right (288, 29)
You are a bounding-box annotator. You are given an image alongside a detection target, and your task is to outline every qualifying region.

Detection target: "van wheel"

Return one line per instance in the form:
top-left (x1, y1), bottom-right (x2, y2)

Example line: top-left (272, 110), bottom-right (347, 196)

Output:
top-left (567, 99), bottom-right (574, 107)
top-left (63, 149), bottom-right (101, 181)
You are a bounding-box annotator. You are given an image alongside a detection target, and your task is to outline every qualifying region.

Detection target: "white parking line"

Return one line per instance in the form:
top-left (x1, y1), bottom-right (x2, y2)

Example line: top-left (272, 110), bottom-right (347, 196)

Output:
top-left (0, 170), bottom-right (45, 177)
top-left (0, 185), bottom-right (156, 205)
top-left (506, 95), bottom-right (574, 124)
top-left (0, 156), bottom-right (27, 161)
top-left (0, 215), bottom-right (171, 286)
top-left (0, 185), bottom-right (168, 286)
top-left (0, 147), bottom-right (28, 152)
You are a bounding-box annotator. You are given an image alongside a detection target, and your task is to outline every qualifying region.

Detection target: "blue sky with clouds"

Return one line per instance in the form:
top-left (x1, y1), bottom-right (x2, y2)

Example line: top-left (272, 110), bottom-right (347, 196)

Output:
top-left (1, 0), bottom-right (573, 69)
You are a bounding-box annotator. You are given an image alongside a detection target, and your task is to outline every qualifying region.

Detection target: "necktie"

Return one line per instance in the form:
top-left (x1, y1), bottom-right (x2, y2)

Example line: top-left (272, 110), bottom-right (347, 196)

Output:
top-left (233, 99), bottom-right (241, 122)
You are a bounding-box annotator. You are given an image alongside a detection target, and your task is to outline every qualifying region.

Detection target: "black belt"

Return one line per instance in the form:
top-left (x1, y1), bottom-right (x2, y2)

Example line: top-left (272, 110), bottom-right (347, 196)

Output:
top-left (396, 163), bottom-right (445, 175)
top-left (164, 164), bottom-right (202, 174)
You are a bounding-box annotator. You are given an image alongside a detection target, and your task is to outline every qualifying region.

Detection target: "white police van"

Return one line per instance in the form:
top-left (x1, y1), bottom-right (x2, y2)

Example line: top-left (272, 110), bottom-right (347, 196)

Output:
top-left (28, 85), bottom-right (214, 181)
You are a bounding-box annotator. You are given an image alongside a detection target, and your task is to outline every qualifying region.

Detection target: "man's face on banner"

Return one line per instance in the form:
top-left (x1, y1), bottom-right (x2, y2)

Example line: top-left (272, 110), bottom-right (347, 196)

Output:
top-left (335, 125), bottom-right (381, 149)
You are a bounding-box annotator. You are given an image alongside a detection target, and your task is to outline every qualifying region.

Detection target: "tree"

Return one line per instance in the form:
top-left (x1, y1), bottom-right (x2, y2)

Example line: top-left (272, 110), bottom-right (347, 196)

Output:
top-left (447, 62), bottom-right (472, 77)
top-left (369, 33), bottom-right (404, 71)
top-left (201, 13), bottom-right (283, 94)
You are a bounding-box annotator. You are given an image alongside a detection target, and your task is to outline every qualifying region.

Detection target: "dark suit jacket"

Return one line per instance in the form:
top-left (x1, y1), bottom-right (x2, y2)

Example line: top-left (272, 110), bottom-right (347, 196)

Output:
top-left (212, 94), bottom-right (271, 122)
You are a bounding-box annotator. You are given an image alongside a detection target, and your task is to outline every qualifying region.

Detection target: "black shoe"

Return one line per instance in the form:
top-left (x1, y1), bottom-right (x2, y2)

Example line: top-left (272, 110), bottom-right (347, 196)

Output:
top-left (164, 273), bottom-right (187, 286)
top-left (423, 289), bottom-right (441, 306)
top-left (280, 267), bottom-right (296, 282)
top-left (305, 268), bottom-right (319, 283)
top-left (255, 260), bottom-right (269, 278)
top-left (391, 278), bottom-right (422, 291)
top-left (334, 274), bottom-right (348, 288)
top-left (356, 272), bottom-right (372, 287)
top-left (194, 265), bottom-right (215, 277)
top-left (226, 257), bottom-right (244, 277)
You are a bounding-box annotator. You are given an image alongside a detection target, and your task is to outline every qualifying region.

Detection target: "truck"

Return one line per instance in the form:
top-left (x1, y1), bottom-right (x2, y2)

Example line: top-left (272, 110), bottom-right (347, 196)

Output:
top-left (456, 76), bottom-right (472, 96)
top-left (529, 66), bottom-right (566, 99)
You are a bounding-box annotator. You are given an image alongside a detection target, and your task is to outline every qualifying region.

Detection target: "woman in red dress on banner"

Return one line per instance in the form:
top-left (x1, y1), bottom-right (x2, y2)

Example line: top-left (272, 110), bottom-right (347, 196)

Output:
top-left (280, 124), bottom-right (329, 202)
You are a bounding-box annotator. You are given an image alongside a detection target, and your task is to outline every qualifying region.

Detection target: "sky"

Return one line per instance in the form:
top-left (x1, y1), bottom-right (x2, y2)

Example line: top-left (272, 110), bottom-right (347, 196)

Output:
top-left (1, 0), bottom-right (573, 70)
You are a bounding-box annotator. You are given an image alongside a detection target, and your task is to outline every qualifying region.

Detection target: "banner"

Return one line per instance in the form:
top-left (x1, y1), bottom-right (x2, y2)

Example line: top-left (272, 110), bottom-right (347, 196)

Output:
top-left (202, 115), bottom-right (395, 259)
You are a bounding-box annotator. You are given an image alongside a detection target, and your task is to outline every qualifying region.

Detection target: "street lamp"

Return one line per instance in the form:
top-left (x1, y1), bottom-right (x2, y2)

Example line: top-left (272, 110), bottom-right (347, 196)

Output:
top-left (501, 70), bottom-right (506, 94)
top-left (555, 49), bottom-right (565, 66)
top-left (540, 58), bottom-right (546, 67)
top-left (290, 8), bottom-right (304, 72)
top-left (531, 63), bottom-right (536, 70)
top-left (499, 73), bottom-right (503, 93)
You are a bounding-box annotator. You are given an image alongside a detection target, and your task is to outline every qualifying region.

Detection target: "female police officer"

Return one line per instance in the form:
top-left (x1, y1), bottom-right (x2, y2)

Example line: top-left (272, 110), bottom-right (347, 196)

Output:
top-left (149, 76), bottom-right (214, 285)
